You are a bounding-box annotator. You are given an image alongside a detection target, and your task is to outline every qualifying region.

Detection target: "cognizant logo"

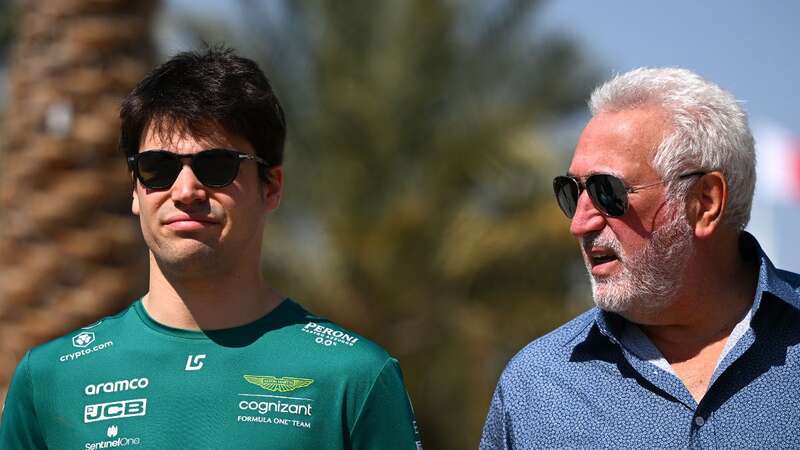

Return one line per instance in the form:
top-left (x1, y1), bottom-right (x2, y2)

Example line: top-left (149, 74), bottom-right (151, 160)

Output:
top-left (60, 341), bottom-right (114, 363)
top-left (85, 378), bottom-right (149, 396)
top-left (238, 400), bottom-right (313, 416)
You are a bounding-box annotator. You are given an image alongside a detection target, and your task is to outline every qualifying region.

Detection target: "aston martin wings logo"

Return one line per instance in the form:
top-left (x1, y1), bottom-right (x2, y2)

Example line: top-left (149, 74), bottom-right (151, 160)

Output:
top-left (244, 375), bottom-right (314, 393)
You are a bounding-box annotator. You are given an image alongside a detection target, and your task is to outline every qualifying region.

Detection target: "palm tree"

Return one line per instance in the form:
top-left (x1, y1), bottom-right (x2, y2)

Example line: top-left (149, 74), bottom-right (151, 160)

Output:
top-left (0, 0), bottom-right (156, 402)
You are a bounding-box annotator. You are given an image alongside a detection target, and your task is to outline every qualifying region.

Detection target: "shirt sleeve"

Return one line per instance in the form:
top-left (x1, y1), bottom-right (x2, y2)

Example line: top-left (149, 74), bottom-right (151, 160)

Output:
top-left (479, 381), bottom-right (509, 450)
top-left (349, 358), bottom-right (422, 450)
top-left (0, 351), bottom-right (48, 449)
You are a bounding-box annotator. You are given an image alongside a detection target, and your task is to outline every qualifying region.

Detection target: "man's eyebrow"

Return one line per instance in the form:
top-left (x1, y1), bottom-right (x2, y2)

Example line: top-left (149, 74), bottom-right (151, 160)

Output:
top-left (565, 169), bottom-right (625, 178)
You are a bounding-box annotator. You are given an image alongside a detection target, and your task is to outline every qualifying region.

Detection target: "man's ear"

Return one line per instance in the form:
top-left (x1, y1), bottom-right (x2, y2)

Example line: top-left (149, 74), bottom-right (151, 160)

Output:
top-left (132, 182), bottom-right (141, 216)
top-left (688, 171), bottom-right (726, 239)
top-left (262, 166), bottom-right (284, 211)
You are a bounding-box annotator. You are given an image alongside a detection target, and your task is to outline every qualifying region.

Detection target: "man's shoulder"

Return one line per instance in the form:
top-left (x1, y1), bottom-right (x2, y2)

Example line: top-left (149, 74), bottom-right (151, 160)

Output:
top-left (500, 308), bottom-right (597, 383)
top-left (761, 262), bottom-right (800, 310)
top-left (775, 267), bottom-right (800, 290)
top-left (25, 303), bottom-right (135, 369)
top-left (274, 300), bottom-right (398, 374)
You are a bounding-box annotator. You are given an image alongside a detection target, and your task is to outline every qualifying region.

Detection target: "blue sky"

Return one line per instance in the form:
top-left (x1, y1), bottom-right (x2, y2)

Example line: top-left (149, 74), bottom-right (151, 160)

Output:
top-left (538, 0), bottom-right (800, 132)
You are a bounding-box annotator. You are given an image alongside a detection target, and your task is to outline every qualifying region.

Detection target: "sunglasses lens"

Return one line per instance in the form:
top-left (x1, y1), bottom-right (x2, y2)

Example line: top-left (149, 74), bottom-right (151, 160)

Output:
top-left (553, 176), bottom-right (580, 218)
top-left (193, 149), bottom-right (241, 187)
top-left (586, 175), bottom-right (628, 217)
top-left (137, 152), bottom-right (181, 189)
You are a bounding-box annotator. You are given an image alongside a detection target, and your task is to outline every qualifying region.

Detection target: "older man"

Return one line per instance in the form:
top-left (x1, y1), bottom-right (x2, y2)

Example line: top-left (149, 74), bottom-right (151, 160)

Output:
top-left (480, 68), bottom-right (800, 449)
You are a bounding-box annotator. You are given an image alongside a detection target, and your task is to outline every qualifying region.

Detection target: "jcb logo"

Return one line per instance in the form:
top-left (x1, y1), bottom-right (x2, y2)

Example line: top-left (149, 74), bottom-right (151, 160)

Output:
top-left (84, 398), bottom-right (147, 423)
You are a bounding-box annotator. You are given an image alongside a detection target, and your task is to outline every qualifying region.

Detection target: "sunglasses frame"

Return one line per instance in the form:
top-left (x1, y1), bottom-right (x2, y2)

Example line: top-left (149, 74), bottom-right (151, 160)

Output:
top-left (553, 171), bottom-right (706, 218)
top-left (127, 148), bottom-right (269, 190)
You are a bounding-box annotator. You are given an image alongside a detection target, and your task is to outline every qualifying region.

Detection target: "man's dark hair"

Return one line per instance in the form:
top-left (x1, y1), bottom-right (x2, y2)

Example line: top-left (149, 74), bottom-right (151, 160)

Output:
top-left (119, 46), bottom-right (286, 180)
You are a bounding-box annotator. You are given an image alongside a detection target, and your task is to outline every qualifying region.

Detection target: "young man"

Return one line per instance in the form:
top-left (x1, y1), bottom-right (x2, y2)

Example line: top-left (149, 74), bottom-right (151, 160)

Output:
top-left (0, 48), bottom-right (423, 450)
top-left (481, 68), bottom-right (800, 448)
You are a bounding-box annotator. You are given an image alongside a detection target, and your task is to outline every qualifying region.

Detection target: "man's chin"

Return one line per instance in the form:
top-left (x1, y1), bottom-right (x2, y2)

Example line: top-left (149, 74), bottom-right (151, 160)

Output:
top-left (153, 244), bottom-right (220, 274)
top-left (590, 277), bottom-right (637, 313)
top-left (589, 268), bottom-right (663, 311)
top-left (592, 296), bottom-right (632, 314)
top-left (592, 284), bottom-right (675, 324)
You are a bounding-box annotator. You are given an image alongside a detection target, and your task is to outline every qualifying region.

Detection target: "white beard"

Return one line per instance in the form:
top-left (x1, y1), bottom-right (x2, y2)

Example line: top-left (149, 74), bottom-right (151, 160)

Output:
top-left (583, 201), bottom-right (695, 314)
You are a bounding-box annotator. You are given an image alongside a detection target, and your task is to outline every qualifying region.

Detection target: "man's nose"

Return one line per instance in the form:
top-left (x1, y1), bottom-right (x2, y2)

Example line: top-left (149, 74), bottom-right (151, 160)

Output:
top-left (569, 191), bottom-right (606, 237)
top-left (170, 165), bottom-right (208, 204)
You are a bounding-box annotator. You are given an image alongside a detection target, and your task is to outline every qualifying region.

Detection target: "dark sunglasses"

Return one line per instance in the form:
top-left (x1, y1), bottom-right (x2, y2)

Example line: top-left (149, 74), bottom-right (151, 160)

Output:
top-left (127, 148), bottom-right (269, 190)
top-left (552, 171), bottom-right (705, 218)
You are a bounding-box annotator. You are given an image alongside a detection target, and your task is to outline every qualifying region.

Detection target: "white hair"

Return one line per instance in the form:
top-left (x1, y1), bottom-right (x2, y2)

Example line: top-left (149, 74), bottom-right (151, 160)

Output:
top-left (589, 67), bottom-right (755, 230)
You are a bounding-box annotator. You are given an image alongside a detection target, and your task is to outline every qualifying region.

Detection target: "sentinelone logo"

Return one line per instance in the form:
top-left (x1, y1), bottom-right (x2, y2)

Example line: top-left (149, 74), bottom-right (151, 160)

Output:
top-left (301, 322), bottom-right (359, 347)
top-left (84, 425), bottom-right (141, 450)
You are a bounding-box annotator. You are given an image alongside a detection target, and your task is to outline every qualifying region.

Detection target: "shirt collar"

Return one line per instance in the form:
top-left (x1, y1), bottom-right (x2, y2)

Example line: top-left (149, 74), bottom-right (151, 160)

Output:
top-left (746, 231), bottom-right (800, 311)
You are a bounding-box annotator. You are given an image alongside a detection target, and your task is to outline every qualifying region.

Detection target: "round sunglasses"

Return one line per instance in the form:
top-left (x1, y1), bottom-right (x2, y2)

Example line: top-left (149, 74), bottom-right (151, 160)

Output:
top-left (552, 171), bottom-right (705, 218)
top-left (128, 148), bottom-right (269, 190)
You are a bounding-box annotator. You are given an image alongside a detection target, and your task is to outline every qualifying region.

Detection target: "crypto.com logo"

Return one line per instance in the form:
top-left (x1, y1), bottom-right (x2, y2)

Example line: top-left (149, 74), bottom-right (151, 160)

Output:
top-left (72, 332), bottom-right (95, 348)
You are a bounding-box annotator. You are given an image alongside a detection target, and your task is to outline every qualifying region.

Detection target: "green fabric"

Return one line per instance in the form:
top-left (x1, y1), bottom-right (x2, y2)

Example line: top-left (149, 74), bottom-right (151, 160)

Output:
top-left (0, 299), bottom-right (422, 449)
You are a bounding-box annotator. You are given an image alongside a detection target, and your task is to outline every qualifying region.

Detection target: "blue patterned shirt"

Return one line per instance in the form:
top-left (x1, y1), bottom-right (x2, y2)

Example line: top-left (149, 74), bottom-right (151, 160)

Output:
top-left (480, 233), bottom-right (800, 449)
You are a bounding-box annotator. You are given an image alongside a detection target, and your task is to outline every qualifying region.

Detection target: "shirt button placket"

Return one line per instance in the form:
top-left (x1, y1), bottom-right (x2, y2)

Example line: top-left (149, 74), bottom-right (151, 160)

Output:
top-left (692, 413), bottom-right (716, 449)
top-left (694, 416), bottom-right (705, 427)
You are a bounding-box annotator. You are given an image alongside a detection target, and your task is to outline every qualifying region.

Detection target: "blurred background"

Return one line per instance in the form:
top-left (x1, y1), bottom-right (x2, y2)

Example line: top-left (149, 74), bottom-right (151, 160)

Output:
top-left (0, 1), bottom-right (797, 448)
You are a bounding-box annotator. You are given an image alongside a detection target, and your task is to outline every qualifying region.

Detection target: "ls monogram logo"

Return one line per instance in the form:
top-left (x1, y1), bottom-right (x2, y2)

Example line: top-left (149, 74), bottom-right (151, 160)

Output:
top-left (185, 354), bottom-right (207, 371)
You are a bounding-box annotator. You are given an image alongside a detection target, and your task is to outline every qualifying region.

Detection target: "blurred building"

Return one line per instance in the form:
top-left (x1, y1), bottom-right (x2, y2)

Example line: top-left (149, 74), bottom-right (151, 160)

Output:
top-left (748, 123), bottom-right (800, 273)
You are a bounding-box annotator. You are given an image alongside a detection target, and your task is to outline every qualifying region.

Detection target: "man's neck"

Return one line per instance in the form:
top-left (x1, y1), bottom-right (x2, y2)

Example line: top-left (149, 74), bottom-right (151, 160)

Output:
top-left (142, 254), bottom-right (284, 331)
top-left (637, 237), bottom-right (757, 353)
top-left (634, 243), bottom-right (758, 401)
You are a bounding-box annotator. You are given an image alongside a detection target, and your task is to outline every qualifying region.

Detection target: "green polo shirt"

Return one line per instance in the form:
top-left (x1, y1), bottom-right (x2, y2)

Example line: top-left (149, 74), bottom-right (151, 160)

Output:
top-left (0, 299), bottom-right (422, 449)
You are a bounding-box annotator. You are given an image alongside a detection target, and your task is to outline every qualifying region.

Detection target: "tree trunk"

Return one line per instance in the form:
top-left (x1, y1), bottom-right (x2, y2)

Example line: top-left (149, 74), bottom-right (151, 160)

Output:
top-left (0, 0), bottom-right (156, 402)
